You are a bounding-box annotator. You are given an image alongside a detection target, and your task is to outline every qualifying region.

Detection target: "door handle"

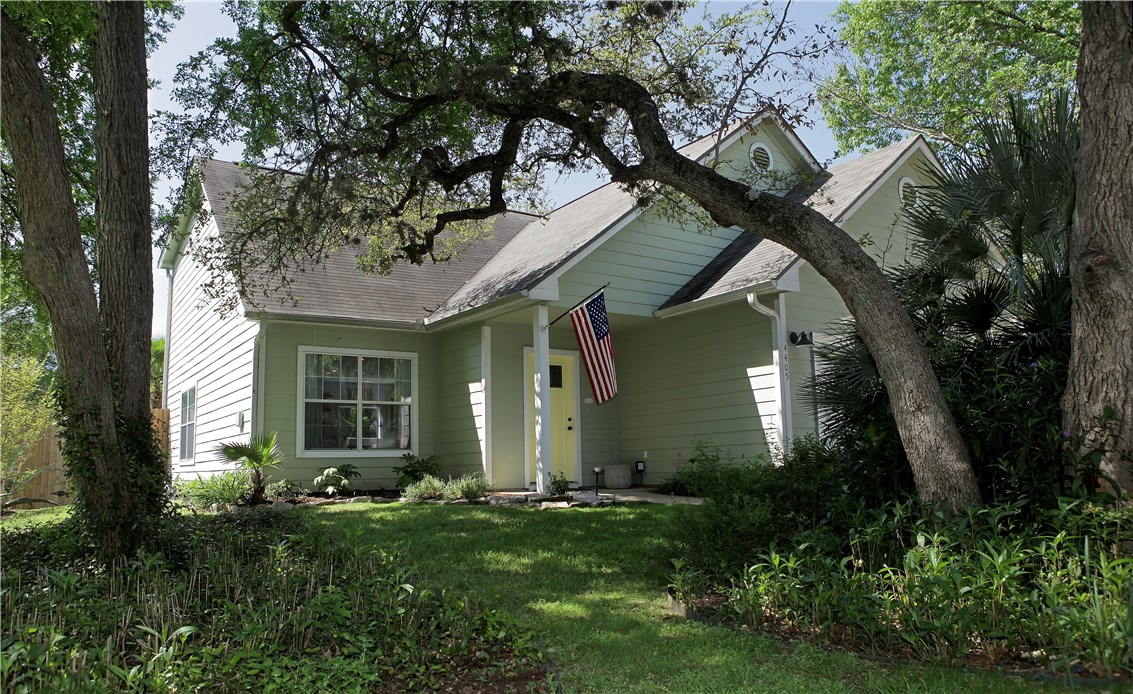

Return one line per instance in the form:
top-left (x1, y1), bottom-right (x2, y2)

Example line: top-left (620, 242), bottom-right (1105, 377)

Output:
top-left (567, 425), bottom-right (574, 431)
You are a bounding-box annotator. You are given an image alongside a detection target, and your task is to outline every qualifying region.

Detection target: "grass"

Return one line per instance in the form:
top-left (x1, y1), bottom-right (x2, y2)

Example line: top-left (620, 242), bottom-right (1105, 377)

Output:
top-left (1, 503), bottom-right (1090, 692)
top-left (305, 503), bottom-right (1084, 693)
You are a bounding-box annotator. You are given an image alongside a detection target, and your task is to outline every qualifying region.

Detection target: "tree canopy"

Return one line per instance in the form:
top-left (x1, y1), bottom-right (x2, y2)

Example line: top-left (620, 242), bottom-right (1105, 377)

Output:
top-left (165, 0), bottom-right (983, 513)
top-left (818, 0), bottom-right (1080, 155)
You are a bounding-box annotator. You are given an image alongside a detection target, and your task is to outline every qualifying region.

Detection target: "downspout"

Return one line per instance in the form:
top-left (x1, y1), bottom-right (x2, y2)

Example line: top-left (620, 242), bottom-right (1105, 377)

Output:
top-left (746, 291), bottom-right (792, 457)
top-left (161, 269), bottom-right (174, 408)
top-left (252, 320), bottom-right (267, 437)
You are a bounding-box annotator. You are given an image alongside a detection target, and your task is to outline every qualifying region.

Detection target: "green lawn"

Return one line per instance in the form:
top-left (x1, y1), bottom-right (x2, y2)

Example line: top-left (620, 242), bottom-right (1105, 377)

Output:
top-left (304, 502), bottom-right (1081, 693)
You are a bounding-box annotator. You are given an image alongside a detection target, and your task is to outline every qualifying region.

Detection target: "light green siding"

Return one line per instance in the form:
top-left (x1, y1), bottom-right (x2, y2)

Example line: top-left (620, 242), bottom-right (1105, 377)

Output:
top-left (841, 150), bottom-right (933, 272)
top-left (785, 265), bottom-right (848, 440)
top-left (259, 321), bottom-right (440, 489)
top-left (714, 123), bottom-right (812, 183)
top-left (617, 302), bottom-right (777, 482)
top-left (438, 326), bottom-right (484, 478)
top-left (556, 211), bottom-right (740, 317)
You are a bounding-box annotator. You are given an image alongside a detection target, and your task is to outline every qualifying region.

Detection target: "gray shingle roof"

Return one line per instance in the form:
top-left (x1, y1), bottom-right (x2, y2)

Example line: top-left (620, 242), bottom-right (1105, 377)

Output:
top-left (197, 159), bottom-right (537, 325)
top-left (658, 137), bottom-right (922, 311)
top-left (426, 122), bottom-right (763, 322)
top-left (806, 137), bottom-right (920, 223)
top-left (187, 131), bottom-right (923, 326)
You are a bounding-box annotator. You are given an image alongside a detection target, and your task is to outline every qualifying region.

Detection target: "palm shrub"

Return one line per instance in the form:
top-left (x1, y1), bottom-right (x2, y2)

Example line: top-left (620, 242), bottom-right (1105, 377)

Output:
top-left (215, 432), bottom-right (285, 505)
top-left (809, 93), bottom-right (1081, 510)
top-left (174, 470), bottom-right (251, 509)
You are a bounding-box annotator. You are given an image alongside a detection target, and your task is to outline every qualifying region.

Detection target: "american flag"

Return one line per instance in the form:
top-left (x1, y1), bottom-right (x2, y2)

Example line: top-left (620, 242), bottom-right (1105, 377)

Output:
top-left (570, 291), bottom-right (617, 404)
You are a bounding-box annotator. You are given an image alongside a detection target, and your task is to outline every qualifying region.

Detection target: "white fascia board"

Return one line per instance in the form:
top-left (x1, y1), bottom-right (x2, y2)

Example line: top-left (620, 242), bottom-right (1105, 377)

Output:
top-left (838, 138), bottom-right (940, 224)
top-left (423, 294), bottom-right (532, 331)
top-left (158, 179), bottom-right (205, 270)
top-left (534, 207), bottom-right (641, 290)
top-left (242, 313), bottom-right (424, 332)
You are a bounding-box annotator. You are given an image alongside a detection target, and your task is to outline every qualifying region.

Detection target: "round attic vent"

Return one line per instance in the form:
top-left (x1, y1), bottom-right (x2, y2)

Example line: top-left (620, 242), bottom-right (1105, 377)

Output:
top-left (899, 176), bottom-right (918, 208)
top-left (749, 143), bottom-right (773, 172)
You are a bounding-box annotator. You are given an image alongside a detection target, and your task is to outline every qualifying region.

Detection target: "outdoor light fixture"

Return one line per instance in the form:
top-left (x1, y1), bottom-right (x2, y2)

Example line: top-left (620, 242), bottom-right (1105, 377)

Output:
top-left (635, 461), bottom-right (646, 473)
top-left (789, 331), bottom-right (814, 346)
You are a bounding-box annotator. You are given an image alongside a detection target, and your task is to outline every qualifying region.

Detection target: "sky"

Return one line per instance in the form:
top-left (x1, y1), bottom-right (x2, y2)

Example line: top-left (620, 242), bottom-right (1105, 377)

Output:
top-left (147, 1), bottom-right (843, 338)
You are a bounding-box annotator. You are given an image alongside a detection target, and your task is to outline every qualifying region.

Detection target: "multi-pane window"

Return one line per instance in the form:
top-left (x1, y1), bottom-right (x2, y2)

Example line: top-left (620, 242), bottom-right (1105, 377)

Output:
top-left (179, 386), bottom-right (196, 460)
top-left (300, 349), bottom-right (414, 453)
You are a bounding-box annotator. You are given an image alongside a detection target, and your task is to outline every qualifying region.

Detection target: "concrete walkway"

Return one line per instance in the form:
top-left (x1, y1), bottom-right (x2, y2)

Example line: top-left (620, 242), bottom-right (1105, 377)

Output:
top-left (492, 488), bottom-right (703, 506)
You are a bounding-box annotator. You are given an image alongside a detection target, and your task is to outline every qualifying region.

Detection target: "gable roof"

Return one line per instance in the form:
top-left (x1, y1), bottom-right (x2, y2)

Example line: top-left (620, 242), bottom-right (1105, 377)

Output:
top-left (427, 114), bottom-right (821, 323)
top-left (805, 137), bottom-right (926, 223)
top-left (168, 127), bottom-right (932, 328)
top-left (657, 136), bottom-right (929, 312)
top-left (180, 159), bottom-right (538, 327)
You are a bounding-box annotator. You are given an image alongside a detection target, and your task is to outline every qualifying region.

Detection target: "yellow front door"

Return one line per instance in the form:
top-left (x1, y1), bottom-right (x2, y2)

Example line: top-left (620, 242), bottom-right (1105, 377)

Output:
top-left (527, 352), bottom-right (579, 485)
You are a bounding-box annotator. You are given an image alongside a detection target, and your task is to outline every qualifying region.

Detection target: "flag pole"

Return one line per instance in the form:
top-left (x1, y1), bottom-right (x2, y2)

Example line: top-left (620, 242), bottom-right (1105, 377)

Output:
top-left (547, 282), bottom-right (611, 328)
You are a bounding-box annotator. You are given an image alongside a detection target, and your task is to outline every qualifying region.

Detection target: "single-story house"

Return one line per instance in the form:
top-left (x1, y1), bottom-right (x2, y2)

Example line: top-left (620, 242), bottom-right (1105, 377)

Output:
top-left (159, 115), bottom-right (939, 492)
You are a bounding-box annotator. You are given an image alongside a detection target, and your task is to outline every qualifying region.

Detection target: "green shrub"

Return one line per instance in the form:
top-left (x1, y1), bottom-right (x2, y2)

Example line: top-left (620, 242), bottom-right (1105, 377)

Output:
top-left (666, 438), bottom-right (844, 573)
top-left (1, 510), bottom-right (542, 691)
top-left (403, 474), bottom-right (447, 500)
top-left (0, 354), bottom-right (54, 498)
top-left (444, 473), bottom-right (493, 500)
top-left (265, 478), bottom-right (305, 500)
top-left (174, 470), bottom-right (250, 509)
top-left (705, 499), bottom-right (1133, 675)
top-left (312, 463), bottom-right (361, 495)
top-left (548, 471), bottom-right (571, 496)
top-left (404, 473), bottom-right (493, 501)
top-left (392, 454), bottom-right (443, 489)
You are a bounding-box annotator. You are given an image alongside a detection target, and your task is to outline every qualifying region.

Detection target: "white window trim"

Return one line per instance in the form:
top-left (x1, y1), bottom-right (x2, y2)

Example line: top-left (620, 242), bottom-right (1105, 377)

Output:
top-left (178, 384), bottom-right (197, 464)
top-left (295, 345), bottom-right (419, 459)
top-left (749, 142), bottom-right (774, 172)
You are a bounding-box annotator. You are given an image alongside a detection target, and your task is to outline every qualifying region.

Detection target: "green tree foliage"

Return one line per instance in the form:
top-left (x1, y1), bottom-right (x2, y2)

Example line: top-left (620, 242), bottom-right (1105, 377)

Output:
top-left (150, 338), bottom-right (165, 409)
top-left (819, 1), bottom-right (1080, 155)
top-left (0, 355), bottom-right (55, 497)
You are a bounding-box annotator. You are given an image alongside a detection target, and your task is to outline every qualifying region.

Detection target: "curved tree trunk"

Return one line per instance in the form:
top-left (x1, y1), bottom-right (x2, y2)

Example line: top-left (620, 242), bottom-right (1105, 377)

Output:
top-left (566, 91), bottom-right (983, 515)
top-left (1064, 1), bottom-right (1133, 498)
top-left (652, 156), bottom-right (981, 515)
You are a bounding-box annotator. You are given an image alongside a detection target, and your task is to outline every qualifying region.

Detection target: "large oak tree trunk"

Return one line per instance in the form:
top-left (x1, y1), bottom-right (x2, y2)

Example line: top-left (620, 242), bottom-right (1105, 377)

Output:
top-left (658, 161), bottom-right (981, 516)
top-left (1, 6), bottom-right (164, 554)
top-left (92, 1), bottom-right (166, 519)
top-left (1064, 1), bottom-right (1133, 498)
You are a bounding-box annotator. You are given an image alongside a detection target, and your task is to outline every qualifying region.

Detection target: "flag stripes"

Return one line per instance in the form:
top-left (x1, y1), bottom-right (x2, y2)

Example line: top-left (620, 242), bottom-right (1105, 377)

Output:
top-left (569, 291), bottom-right (617, 404)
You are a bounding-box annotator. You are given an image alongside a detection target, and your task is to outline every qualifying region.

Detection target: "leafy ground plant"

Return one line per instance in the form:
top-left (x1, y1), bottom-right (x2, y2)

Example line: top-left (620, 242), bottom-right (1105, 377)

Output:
top-left (392, 453), bottom-right (443, 489)
top-left (1, 510), bottom-right (543, 691)
top-left (312, 463), bottom-right (360, 496)
top-left (303, 503), bottom-right (1074, 693)
top-left (173, 470), bottom-right (250, 509)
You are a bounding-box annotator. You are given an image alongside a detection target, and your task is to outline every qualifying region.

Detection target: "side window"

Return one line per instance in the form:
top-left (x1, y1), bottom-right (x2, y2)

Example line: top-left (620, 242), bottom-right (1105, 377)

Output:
top-left (179, 386), bottom-right (196, 461)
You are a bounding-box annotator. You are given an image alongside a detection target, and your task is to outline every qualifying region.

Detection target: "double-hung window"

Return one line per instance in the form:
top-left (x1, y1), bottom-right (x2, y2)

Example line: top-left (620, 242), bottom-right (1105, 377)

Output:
top-left (298, 347), bottom-right (416, 456)
top-left (179, 386), bottom-right (196, 461)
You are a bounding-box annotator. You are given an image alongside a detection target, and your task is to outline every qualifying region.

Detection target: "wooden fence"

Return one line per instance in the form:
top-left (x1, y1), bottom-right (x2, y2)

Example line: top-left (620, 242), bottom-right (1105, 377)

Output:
top-left (9, 409), bottom-right (170, 509)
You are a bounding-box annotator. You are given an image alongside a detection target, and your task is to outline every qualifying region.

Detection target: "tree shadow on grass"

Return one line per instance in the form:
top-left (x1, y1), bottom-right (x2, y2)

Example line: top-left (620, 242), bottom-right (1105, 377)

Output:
top-left (300, 505), bottom-right (1067, 694)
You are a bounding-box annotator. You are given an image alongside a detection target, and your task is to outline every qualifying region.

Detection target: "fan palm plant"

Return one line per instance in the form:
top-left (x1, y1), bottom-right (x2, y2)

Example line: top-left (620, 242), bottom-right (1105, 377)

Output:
top-left (809, 93), bottom-right (1077, 508)
top-left (216, 431), bottom-right (285, 505)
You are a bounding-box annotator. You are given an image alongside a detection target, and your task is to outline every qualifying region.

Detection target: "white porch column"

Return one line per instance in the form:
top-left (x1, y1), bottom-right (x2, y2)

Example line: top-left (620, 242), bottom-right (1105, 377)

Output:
top-left (532, 305), bottom-right (551, 494)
